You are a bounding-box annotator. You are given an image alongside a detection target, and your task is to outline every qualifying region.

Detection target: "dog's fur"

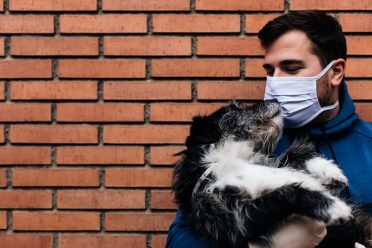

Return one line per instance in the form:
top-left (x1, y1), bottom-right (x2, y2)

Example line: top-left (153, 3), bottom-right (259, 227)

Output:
top-left (172, 101), bottom-right (372, 248)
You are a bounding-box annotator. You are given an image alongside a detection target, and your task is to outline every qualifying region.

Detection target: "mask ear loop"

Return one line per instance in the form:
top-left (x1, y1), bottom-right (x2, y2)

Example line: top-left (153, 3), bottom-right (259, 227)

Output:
top-left (314, 60), bottom-right (336, 80)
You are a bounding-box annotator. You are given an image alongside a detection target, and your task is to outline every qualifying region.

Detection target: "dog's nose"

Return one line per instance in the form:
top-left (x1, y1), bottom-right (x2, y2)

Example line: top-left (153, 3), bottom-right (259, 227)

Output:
top-left (265, 99), bottom-right (278, 104)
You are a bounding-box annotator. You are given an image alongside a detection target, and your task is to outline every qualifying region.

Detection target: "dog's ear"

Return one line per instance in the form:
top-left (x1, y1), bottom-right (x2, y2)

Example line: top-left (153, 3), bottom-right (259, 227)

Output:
top-left (185, 115), bottom-right (220, 148)
top-left (185, 106), bottom-right (229, 148)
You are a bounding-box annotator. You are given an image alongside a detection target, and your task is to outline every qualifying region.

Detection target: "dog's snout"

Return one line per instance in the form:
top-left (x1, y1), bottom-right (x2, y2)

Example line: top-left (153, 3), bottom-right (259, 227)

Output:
top-left (263, 100), bottom-right (281, 118)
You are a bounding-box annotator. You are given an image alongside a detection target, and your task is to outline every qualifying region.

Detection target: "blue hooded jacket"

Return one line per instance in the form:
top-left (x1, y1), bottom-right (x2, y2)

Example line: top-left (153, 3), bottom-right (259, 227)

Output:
top-left (166, 82), bottom-right (372, 248)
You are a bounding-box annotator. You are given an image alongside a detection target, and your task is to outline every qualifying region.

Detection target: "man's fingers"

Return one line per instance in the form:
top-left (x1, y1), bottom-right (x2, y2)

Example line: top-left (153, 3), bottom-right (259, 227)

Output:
top-left (269, 214), bottom-right (327, 248)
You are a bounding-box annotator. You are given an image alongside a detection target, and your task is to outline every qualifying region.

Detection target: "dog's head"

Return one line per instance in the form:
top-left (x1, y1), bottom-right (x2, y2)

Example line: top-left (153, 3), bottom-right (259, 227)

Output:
top-left (185, 100), bottom-right (282, 154)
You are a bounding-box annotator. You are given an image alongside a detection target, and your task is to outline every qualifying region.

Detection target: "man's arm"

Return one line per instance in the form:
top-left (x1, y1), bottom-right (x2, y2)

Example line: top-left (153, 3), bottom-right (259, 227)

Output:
top-left (166, 210), bottom-right (211, 248)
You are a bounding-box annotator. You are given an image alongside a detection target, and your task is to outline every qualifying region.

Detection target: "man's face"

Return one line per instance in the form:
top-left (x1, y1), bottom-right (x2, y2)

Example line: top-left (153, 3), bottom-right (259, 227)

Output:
top-left (263, 30), bottom-right (323, 78)
top-left (263, 29), bottom-right (335, 124)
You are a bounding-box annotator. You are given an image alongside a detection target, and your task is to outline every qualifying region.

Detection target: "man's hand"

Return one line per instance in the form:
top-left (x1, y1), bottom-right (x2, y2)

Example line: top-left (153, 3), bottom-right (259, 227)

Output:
top-left (249, 214), bottom-right (327, 248)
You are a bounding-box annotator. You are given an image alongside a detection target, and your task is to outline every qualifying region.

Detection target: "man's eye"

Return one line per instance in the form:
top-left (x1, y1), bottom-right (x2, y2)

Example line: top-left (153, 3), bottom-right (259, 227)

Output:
top-left (285, 67), bottom-right (302, 74)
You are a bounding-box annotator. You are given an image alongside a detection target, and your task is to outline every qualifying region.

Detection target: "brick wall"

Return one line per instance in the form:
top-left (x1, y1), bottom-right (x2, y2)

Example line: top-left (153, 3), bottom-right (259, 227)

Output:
top-left (0, 0), bottom-right (371, 247)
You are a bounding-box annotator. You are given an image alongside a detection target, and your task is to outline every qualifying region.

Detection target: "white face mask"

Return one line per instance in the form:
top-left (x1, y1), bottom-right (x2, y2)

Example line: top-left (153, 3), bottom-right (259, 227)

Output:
top-left (264, 61), bottom-right (339, 128)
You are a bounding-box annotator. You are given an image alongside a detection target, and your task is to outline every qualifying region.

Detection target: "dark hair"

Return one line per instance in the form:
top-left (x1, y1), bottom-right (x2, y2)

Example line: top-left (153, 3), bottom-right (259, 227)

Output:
top-left (258, 10), bottom-right (347, 67)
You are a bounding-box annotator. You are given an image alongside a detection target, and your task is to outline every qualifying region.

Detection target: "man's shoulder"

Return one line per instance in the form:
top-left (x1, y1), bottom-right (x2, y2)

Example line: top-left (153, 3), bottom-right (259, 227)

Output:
top-left (351, 118), bottom-right (372, 140)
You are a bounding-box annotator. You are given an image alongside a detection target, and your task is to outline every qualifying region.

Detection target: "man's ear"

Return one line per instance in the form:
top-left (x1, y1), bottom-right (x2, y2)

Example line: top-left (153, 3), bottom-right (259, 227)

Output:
top-left (330, 58), bottom-right (346, 87)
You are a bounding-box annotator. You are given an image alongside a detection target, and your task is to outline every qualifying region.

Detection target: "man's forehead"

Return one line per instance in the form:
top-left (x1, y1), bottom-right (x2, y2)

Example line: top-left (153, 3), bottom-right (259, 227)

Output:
top-left (263, 30), bottom-right (315, 66)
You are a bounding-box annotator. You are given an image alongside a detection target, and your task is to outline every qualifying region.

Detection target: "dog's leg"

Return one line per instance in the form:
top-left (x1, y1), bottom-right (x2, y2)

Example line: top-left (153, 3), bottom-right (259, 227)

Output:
top-left (278, 138), bottom-right (318, 169)
top-left (240, 184), bottom-right (352, 236)
top-left (191, 182), bottom-right (352, 247)
top-left (279, 138), bottom-right (348, 187)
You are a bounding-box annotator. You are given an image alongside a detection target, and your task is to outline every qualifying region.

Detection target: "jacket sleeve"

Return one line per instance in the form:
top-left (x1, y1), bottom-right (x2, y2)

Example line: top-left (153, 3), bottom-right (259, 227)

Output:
top-left (166, 210), bottom-right (211, 248)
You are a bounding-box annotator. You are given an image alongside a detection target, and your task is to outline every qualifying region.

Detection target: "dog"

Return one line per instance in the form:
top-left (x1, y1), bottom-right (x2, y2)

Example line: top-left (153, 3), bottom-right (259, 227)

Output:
top-left (172, 100), bottom-right (372, 248)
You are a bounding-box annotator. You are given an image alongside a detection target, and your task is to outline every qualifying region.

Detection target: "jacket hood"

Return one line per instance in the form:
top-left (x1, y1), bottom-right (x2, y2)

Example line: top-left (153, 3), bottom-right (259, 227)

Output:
top-left (309, 81), bottom-right (359, 137)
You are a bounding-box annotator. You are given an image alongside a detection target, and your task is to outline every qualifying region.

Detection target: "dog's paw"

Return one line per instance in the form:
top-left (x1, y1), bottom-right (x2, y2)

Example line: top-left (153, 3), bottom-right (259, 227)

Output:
top-left (305, 157), bottom-right (348, 187)
top-left (325, 196), bottom-right (352, 225)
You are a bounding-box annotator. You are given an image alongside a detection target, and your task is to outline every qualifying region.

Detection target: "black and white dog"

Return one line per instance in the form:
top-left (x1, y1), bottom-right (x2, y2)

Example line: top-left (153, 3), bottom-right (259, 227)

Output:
top-left (172, 100), bottom-right (372, 248)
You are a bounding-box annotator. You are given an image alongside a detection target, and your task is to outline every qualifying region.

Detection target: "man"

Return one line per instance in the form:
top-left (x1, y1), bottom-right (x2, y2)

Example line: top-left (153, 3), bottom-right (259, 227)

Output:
top-left (166, 11), bottom-right (372, 248)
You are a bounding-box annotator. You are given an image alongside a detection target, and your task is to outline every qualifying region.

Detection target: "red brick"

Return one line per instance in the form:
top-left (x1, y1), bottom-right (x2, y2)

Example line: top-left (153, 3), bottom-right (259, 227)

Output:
top-left (10, 0), bottom-right (97, 11)
top-left (245, 14), bottom-right (280, 33)
top-left (58, 190), bottom-right (145, 209)
top-left (11, 81), bottom-right (97, 100)
top-left (151, 190), bottom-right (176, 210)
top-left (150, 103), bottom-right (224, 122)
top-left (0, 125), bottom-right (3, 143)
top-left (104, 125), bottom-right (189, 144)
top-left (13, 212), bottom-right (100, 231)
top-left (11, 37), bottom-right (98, 56)
top-left (153, 14), bottom-right (240, 33)
top-left (59, 235), bottom-right (146, 248)
top-left (0, 103), bottom-right (50, 122)
top-left (0, 147), bottom-right (51, 165)
top-left (338, 14), bottom-right (372, 32)
top-left (57, 103), bottom-right (144, 122)
top-left (0, 190), bottom-right (52, 209)
top-left (0, 169), bottom-right (6, 187)
top-left (59, 59), bottom-right (146, 79)
top-left (104, 37), bottom-right (191, 56)
top-left (103, 0), bottom-right (189, 11)
top-left (196, 0), bottom-right (283, 11)
top-left (57, 146), bottom-right (144, 165)
top-left (152, 59), bottom-right (240, 78)
top-left (0, 234), bottom-right (53, 248)
top-left (198, 81), bottom-right (265, 100)
top-left (105, 168), bottom-right (172, 187)
top-left (0, 2), bottom-right (3, 11)
top-left (0, 60), bottom-right (52, 79)
top-left (346, 59), bottom-right (372, 78)
top-left (198, 37), bottom-right (263, 56)
top-left (0, 38), bottom-right (4, 56)
top-left (152, 235), bottom-right (167, 248)
top-left (291, 0), bottom-right (372, 10)
top-left (0, 212), bottom-right (5, 229)
top-left (356, 103), bottom-right (372, 122)
top-left (105, 213), bottom-right (175, 231)
top-left (104, 81), bottom-right (191, 100)
top-left (346, 36), bottom-right (372, 55)
top-left (347, 81), bottom-right (372, 100)
top-left (245, 58), bottom-right (266, 78)
top-left (150, 146), bottom-right (184, 166)
top-left (0, 82), bottom-right (4, 100)
top-left (12, 168), bottom-right (99, 187)
top-left (60, 14), bottom-right (147, 33)
top-left (0, 15), bottom-right (54, 33)
top-left (10, 125), bottom-right (98, 144)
